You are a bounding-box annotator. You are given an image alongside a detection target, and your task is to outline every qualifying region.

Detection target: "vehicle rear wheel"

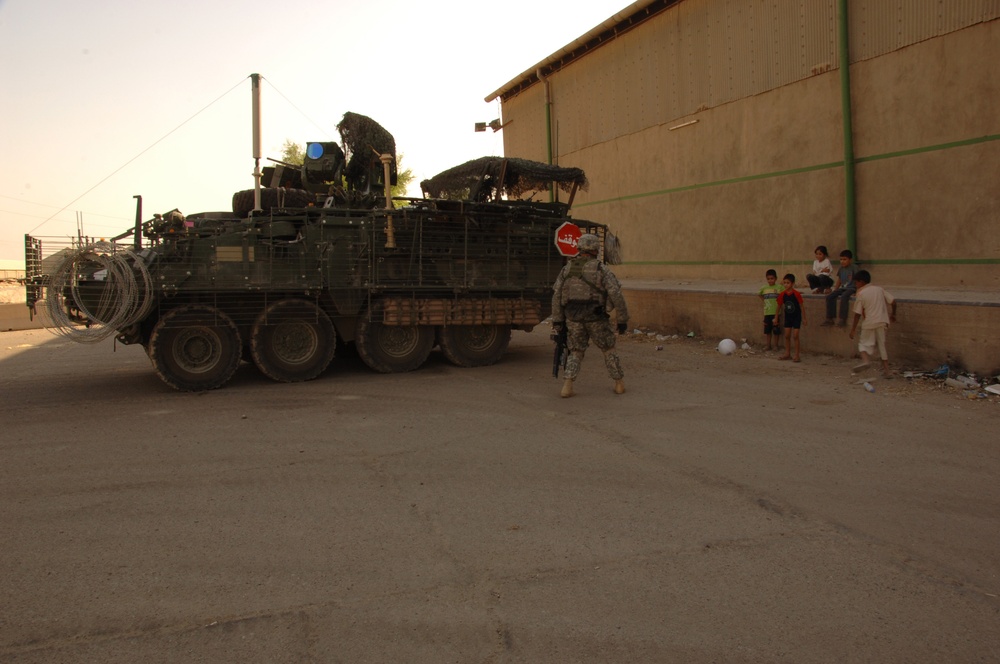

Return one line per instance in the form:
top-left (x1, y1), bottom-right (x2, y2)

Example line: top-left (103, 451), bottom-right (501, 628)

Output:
top-left (251, 299), bottom-right (335, 382)
top-left (148, 305), bottom-right (242, 391)
top-left (439, 324), bottom-right (511, 367)
top-left (355, 314), bottom-right (434, 373)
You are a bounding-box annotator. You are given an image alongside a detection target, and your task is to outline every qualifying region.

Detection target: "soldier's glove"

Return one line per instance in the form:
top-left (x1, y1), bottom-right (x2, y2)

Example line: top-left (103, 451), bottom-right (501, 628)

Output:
top-left (551, 322), bottom-right (564, 341)
top-left (617, 322), bottom-right (628, 335)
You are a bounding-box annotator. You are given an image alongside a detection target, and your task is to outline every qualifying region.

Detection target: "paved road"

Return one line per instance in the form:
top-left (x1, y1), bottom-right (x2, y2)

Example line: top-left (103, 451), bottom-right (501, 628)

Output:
top-left (1, 328), bottom-right (998, 662)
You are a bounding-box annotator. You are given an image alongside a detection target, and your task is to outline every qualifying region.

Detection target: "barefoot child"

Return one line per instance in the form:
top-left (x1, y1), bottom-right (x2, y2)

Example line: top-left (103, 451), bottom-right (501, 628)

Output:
top-left (758, 269), bottom-right (783, 351)
top-left (848, 270), bottom-right (897, 376)
top-left (774, 273), bottom-right (806, 362)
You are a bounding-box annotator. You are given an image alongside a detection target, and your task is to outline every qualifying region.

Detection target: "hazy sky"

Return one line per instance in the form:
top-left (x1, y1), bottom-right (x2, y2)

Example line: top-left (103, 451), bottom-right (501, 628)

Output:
top-left (0, 0), bottom-right (632, 263)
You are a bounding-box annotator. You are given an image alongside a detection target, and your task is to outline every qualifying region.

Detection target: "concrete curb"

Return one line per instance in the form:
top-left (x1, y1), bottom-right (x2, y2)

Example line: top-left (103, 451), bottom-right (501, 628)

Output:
top-left (0, 303), bottom-right (48, 332)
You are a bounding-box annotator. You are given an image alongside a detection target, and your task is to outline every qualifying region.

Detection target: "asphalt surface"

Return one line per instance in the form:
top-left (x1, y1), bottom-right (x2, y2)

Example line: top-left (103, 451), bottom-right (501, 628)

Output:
top-left (1, 327), bottom-right (998, 662)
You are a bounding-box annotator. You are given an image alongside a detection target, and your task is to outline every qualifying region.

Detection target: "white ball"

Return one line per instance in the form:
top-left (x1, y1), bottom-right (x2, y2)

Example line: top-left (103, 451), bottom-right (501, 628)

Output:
top-left (717, 338), bottom-right (737, 355)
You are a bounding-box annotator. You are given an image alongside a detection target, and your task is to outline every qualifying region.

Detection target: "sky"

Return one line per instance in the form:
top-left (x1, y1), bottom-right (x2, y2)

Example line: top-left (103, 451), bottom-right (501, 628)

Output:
top-left (0, 0), bottom-right (634, 265)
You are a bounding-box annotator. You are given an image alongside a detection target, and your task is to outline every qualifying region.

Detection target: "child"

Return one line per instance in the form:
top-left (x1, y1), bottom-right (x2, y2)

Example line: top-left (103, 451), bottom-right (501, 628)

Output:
top-left (758, 269), bottom-right (783, 351)
top-left (822, 249), bottom-right (859, 326)
top-left (848, 270), bottom-right (897, 376)
top-left (774, 273), bottom-right (806, 362)
top-left (805, 245), bottom-right (834, 293)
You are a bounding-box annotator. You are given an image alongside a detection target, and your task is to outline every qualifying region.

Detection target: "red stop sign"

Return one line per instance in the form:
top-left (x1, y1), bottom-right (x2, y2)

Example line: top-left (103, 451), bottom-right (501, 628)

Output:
top-left (554, 222), bottom-right (581, 257)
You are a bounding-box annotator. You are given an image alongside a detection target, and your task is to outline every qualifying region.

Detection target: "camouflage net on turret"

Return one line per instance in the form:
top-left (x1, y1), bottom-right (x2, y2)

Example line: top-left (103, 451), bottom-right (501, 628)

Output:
top-left (336, 112), bottom-right (396, 189)
top-left (420, 157), bottom-right (588, 202)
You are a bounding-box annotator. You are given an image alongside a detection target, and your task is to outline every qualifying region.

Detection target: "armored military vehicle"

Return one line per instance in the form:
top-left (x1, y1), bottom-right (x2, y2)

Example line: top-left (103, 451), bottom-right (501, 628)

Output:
top-left (25, 112), bottom-right (611, 391)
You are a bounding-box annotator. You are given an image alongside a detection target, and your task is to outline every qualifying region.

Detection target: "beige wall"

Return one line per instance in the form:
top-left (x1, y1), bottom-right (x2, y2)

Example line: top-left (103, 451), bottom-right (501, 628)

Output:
top-left (851, 21), bottom-right (1000, 288)
top-left (499, 4), bottom-right (1000, 289)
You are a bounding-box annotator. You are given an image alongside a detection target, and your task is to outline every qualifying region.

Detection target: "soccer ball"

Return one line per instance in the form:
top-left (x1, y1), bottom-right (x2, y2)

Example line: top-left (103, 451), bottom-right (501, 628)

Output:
top-left (717, 338), bottom-right (737, 355)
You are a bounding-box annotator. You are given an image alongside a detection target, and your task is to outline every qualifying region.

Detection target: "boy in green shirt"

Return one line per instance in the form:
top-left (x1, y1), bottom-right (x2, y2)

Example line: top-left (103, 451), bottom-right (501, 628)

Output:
top-left (758, 269), bottom-right (782, 351)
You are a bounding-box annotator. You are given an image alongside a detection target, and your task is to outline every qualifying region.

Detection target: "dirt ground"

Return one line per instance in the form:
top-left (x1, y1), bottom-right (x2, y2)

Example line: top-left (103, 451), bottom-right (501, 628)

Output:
top-left (626, 326), bottom-right (999, 401)
top-left (1, 325), bottom-right (998, 662)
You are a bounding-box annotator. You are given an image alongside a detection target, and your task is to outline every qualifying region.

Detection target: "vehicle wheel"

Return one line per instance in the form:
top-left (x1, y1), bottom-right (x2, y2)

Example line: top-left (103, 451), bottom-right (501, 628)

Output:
top-left (251, 299), bottom-right (335, 382)
top-left (439, 325), bottom-right (511, 367)
top-left (355, 314), bottom-right (434, 373)
top-left (148, 305), bottom-right (242, 391)
top-left (232, 187), bottom-right (314, 218)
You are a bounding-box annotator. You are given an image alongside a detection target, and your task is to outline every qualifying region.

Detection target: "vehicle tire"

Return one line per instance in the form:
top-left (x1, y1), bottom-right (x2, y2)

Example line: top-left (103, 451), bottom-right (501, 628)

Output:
top-left (439, 325), bottom-right (511, 367)
top-left (148, 305), bottom-right (242, 391)
top-left (355, 313), bottom-right (434, 373)
top-left (232, 187), bottom-right (314, 218)
top-left (251, 299), bottom-right (335, 382)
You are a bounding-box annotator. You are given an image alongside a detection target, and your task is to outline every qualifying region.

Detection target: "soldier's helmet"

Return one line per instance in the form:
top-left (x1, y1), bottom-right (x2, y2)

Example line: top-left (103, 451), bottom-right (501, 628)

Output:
top-left (577, 233), bottom-right (601, 255)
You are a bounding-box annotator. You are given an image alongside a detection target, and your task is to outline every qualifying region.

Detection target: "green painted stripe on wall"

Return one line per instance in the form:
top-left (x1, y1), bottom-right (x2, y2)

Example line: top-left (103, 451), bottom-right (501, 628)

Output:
top-left (625, 258), bottom-right (1000, 266)
top-left (856, 133), bottom-right (1000, 163)
top-left (575, 161), bottom-right (842, 208)
top-left (863, 258), bottom-right (1000, 265)
top-left (626, 260), bottom-right (799, 266)
top-left (576, 133), bottom-right (1000, 209)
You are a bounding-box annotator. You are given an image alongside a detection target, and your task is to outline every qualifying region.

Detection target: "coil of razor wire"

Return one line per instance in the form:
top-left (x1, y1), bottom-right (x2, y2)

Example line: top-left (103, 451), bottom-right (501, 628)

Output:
top-left (43, 241), bottom-right (155, 343)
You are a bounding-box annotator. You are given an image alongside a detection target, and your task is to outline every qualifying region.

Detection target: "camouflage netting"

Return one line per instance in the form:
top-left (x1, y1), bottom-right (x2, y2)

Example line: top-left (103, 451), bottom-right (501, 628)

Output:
top-left (336, 112), bottom-right (396, 188)
top-left (420, 157), bottom-right (588, 202)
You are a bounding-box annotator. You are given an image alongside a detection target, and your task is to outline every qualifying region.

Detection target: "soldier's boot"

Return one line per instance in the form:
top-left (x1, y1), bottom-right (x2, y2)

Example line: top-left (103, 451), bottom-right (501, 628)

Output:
top-left (614, 379), bottom-right (625, 395)
top-left (560, 378), bottom-right (575, 398)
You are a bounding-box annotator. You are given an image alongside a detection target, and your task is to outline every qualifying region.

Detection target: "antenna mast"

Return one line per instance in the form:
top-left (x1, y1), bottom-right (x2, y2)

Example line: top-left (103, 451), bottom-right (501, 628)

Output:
top-left (251, 73), bottom-right (262, 212)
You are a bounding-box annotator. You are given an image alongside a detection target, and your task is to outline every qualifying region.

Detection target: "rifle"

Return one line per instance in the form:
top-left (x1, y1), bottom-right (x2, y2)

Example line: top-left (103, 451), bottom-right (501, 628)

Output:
top-left (551, 325), bottom-right (568, 378)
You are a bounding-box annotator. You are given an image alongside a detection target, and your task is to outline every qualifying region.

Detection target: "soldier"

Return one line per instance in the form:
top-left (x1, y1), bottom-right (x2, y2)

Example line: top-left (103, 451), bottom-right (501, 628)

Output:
top-left (551, 233), bottom-right (629, 398)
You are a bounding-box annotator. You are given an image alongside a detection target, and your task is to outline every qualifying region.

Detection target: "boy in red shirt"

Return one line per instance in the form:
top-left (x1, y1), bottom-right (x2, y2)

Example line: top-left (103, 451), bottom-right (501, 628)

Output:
top-left (774, 273), bottom-right (807, 362)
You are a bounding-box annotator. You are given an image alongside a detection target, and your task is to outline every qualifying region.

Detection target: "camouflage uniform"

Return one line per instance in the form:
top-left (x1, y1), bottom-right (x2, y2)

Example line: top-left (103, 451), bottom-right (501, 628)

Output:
top-left (551, 247), bottom-right (629, 384)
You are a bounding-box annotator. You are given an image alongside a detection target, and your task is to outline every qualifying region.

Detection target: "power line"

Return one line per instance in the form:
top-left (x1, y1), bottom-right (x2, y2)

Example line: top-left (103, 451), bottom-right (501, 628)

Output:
top-left (0, 197), bottom-right (130, 222)
top-left (0, 194), bottom-right (63, 207)
top-left (0, 208), bottom-right (126, 230)
top-left (261, 77), bottom-right (334, 141)
top-left (28, 76), bottom-right (249, 234)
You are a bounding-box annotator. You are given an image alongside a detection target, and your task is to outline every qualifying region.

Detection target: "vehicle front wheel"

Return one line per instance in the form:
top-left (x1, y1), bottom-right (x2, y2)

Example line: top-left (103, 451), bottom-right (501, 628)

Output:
top-left (148, 305), bottom-right (242, 391)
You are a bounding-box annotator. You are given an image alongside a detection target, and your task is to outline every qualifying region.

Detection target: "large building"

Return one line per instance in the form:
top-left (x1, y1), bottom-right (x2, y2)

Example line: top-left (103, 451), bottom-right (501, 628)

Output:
top-left (487, 0), bottom-right (1000, 290)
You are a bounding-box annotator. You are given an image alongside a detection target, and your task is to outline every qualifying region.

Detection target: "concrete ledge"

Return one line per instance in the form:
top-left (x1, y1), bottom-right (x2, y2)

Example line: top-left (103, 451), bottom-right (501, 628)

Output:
top-left (623, 280), bottom-right (1000, 375)
top-left (0, 303), bottom-right (49, 332)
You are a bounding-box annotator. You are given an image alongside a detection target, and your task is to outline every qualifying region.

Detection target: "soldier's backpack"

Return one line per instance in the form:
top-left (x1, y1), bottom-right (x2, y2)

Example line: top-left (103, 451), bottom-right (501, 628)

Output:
top-left (561, 257), bottom-right (607, 319)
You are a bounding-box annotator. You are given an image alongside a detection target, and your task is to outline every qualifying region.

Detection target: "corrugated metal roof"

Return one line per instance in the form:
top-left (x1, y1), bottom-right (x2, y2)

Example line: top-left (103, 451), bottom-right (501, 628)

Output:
top-left (484, 0), bottom-right (682, 102)
top-left (487, 0), bottom-right (1000, 104)
top-left (852, 0), bottom-right (1000, 61)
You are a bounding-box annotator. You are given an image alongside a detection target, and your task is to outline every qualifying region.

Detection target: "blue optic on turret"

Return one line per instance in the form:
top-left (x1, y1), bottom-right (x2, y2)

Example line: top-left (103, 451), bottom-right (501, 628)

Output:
top-left (306, 143), bottom-right (324, 160)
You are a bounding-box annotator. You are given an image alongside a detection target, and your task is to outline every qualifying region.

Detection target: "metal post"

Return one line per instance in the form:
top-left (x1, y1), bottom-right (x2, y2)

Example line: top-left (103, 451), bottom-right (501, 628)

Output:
top-left (381, 153), bottom-right (396, 248)
top-left (133, 195), bottom-right (142, 250)
top-left (537, 68), bottom-right (555, 203)
top-left (838, 0), bottom-right (858, 258)
top-left (495, 159), bottom-right (508, 202)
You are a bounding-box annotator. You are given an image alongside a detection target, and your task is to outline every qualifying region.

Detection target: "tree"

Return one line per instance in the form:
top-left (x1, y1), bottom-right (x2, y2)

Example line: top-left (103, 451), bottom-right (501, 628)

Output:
top-left (391, 154), bottom-right (415, 200)
top-left (280, 139), bottom-right (304, 166)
